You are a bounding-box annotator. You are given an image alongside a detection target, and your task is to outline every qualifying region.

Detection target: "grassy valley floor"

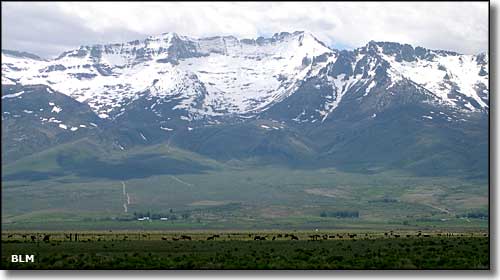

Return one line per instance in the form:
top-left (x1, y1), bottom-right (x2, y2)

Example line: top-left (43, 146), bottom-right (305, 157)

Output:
top-left (1, 231), bottom-right (489, 269)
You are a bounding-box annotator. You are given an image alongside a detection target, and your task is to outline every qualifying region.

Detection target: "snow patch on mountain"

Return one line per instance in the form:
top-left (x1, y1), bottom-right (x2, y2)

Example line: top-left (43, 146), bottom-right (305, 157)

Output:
top-left (2, 91), bottom-right (24, 99)
top-left (177, 31), bottom-right (333, 114)
top-left (2, 76), bottom-right (15, 85)
top-left (379, 50), bottom-right (488, 111)
top-left (51, 105), bottom-right (62, 113)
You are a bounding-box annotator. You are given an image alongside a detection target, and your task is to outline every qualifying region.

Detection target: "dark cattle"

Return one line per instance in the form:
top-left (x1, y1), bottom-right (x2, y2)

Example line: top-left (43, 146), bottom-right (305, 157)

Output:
top-left (284, 234), bottom-right (289, 238)
top-left (254, 236), bottom-right (261, 240)
top-left (394, 234), bottom-right (400, 238)
top-left (22, 234), bottom-right (27, 239)
top-left (272, 236), bottom-right (276, 240)
top-left (161, 237), bottom-right (168, 241)
top-left (384, 233), bottom-right (388, 236)
top-left (43, 235), bottom-right (50, 242)
top-left (207, 236), bottom-right (214, 240)
top-left (180, 235), bottom-right (192, 240)
top-left (349, 234), bottom-right (357, 238)
top-left (309, 234), bottom-right (321, 241)
top-left (172, 238), bottom-right (179, 241)
top-left (290, 235), bottom-right (299, 240)
top-left (213, 234), bottom-right (220, 238)
top-left (7, 234), bottom-right (13, 238)
top-left (329, 235), bottom-right (335, 239)
top-left (406, 235), bottom-right (411, 238)
top-left (31, 235), bottom-right (36, 242)
top-left (423, 234), bottom-right (431, 237)
top-left (277, 234), bottom-right (282, 238)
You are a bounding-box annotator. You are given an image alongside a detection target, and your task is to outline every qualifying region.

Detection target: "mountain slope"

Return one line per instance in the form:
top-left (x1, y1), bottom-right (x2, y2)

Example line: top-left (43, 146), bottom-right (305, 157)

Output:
top-left (1, 84), bottom-right (106, 162)
top-left (1, 31), bottom-right (489, 178)
top-left (2, 31), bottom-right (335, 120)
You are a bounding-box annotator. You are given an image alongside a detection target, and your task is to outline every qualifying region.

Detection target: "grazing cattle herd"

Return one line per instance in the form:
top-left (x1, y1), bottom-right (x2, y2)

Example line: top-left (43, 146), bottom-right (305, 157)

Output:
top-left (1, 231), bottom-right (488, 244)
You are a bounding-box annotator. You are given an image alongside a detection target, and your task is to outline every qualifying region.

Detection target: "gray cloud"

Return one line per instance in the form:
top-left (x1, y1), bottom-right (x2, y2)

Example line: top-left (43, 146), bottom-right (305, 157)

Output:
top-left (1, 2), bottom-right (489, 58)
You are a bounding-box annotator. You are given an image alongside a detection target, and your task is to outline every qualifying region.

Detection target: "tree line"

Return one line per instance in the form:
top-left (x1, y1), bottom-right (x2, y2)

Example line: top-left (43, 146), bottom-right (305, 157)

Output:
top-left (320, 210), bottom-right (359, 218)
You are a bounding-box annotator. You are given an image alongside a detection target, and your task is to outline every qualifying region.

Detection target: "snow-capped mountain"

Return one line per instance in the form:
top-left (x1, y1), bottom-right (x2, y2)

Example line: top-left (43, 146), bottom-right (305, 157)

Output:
top-left (261, 40), bottom-right (488, 124)
top-left (2, 31), bottom-right (335, 120)
top-left (2, 31), bottom-right (488, 123)
top-left (1, 32), bottom-right (489, 177)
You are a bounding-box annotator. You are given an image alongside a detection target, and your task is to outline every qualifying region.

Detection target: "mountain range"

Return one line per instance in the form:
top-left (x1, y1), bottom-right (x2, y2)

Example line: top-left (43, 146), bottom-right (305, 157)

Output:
top-left (1, 31), bottom-right (489, 179)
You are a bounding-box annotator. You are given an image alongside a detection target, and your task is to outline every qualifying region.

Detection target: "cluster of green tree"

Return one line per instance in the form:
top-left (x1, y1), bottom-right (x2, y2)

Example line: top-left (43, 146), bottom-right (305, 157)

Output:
top-left (320, 210), bottom-right (359, 218)
top-left (190, 203), bottom-right (242, 213)
top-left (456, 211), bottom-right (488, 219)
top-left (132, 211), bottom-right (190, 220)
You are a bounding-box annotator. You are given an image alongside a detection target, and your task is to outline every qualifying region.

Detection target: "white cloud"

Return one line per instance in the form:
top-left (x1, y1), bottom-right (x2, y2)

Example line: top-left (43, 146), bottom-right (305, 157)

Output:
top-left (1, 2), bottom-right (488, 58)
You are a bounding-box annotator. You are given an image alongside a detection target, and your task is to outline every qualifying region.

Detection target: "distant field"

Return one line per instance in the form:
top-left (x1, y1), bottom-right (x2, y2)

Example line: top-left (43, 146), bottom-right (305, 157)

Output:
top-left (1, 231), bottom-right (489, 269)
top-left (2, 156), bottom-right (489, 231)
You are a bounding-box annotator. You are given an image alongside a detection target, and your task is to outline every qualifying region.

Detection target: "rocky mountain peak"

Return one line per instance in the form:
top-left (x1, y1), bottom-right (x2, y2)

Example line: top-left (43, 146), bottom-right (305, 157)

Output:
top-left (1, 31), bottom-right (489, 123)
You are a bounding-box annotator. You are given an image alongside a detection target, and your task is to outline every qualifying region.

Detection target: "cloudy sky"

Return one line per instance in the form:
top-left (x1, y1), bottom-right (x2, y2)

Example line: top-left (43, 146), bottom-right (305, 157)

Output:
top-left (2, 2), bottom-right (488, 58)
